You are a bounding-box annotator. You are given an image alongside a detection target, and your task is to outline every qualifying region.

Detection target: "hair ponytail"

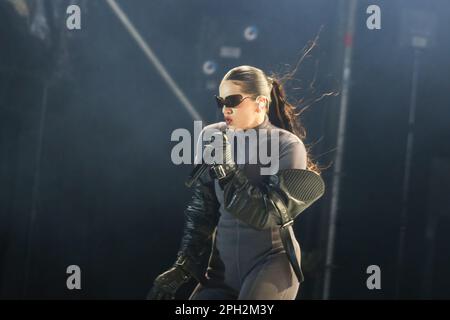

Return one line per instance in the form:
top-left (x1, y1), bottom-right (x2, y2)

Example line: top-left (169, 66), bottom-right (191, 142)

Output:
top-left (269, 79), bottom-right (302, 136)
top-left (268, 77), bottom-right (321, 174)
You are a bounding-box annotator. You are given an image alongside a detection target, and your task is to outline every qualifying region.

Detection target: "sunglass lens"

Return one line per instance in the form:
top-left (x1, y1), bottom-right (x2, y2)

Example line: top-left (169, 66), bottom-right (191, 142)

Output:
top-left (215, 94), bottom-right (244, 109)
top-left (224, 95), bottom-right (244, 108)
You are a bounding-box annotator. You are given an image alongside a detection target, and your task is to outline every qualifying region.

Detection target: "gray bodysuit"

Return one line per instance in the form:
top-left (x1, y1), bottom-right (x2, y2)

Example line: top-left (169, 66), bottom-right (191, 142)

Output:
top-left (189, 116), bottom-right (306, 300)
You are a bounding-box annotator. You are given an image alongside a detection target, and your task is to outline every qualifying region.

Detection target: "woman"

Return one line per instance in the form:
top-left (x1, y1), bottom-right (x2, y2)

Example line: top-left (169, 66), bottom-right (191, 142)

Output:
top-left (148, 65), bottom-right (325, 300)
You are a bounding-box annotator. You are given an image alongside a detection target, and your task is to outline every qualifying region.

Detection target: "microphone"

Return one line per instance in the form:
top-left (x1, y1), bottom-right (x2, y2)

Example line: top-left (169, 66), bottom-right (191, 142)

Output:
top-left (184, 128), bottom-right (227, 188)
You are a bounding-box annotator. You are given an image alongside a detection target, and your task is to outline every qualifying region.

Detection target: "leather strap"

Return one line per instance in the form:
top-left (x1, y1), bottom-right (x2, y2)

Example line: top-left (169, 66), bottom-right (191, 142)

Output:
top-left (280, 225), bottom-right (304, 283)
top-left (269, 190), bottom-right (304, 283)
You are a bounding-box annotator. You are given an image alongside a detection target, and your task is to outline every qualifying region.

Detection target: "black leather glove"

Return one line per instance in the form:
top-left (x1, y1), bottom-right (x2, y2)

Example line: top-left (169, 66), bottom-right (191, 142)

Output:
top-left (207, 130), bottom-right (237, 183)
top-left (222, 168), bottom-right (325, 230)
top-left (176, 180), bottom-right (220, 279)
top-left (147, 264), bottom-right (191, 300)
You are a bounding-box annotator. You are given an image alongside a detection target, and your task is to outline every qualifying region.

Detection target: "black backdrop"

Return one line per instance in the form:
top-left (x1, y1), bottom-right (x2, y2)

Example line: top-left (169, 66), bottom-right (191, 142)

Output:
top-left (0, 0), bottom-right (449, 299)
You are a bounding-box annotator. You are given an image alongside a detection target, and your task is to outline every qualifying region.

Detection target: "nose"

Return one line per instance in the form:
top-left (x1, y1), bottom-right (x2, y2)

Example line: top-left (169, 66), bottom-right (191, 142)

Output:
top-left (222, 106), bottom-right (234, 115)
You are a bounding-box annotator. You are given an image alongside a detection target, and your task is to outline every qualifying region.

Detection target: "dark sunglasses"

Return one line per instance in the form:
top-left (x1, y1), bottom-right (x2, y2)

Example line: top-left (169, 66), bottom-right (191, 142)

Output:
top-left (214, 94), bottom-right (252, 109)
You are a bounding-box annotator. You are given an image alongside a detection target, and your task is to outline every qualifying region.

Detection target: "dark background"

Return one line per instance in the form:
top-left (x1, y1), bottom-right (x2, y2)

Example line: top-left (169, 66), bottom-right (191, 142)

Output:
top-left (0, 0), bottom-right (449, 299)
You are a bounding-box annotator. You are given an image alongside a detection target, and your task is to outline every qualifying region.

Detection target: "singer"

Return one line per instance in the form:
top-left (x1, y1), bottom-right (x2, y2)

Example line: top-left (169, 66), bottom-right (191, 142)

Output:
top-left (148, 65), bottom-right (325, 300)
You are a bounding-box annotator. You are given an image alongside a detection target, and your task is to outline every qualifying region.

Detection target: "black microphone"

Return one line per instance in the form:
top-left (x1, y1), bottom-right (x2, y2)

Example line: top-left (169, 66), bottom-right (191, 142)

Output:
top-left (184, 128), bottom-right (227, 188)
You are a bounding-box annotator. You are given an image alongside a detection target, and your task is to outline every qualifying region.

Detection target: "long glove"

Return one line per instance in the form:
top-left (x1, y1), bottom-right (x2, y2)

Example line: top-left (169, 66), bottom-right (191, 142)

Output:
top-left (148, 178), bottom-right (220, 300)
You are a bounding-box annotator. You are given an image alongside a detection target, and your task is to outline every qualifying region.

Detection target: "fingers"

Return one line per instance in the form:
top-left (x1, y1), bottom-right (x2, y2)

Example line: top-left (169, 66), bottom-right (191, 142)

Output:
top-left (156, 291), bottom-right (165, 300)
top-left (156, 290), bottom-right (173, 300)
top-left (146, 286), bottom-right (158, 300)
top-left (148, 288), bottom-right (164, 300)
top-left (164, 292), bottom-right (175, 300)
top-left (147, 285), bottom-right (175, 300)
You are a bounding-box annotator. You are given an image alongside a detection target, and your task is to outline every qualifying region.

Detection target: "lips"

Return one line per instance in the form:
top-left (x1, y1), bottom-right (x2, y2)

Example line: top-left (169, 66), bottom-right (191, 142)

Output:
top-left (225, 117), bottom-right (233, 125)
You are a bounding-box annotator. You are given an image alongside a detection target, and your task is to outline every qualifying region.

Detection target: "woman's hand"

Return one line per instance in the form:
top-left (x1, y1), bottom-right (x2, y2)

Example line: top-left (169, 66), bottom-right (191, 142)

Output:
top-left (147, 266), bottom-right (191, 300)
top-left (208, 131), bottom-right (237, 180)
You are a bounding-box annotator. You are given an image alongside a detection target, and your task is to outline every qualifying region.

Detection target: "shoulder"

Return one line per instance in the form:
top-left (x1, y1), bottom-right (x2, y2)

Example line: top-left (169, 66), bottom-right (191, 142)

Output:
top-left (268, 125), bottom-right (306, 153)
top-left (268, 125), bottom-right (307, 170)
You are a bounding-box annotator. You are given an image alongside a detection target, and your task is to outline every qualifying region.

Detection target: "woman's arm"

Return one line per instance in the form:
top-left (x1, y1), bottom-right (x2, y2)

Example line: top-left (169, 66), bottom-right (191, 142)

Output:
top-left (173, 179), bottom-right (220, 284)
top-left (148, 169), bottom-right (220, 299)
top-left (221, 140), bottom-right (325, 230)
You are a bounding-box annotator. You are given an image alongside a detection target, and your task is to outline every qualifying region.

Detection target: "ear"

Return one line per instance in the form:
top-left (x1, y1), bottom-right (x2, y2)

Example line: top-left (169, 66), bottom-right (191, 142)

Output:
top-left (256, 96), bottom-right (268, 111)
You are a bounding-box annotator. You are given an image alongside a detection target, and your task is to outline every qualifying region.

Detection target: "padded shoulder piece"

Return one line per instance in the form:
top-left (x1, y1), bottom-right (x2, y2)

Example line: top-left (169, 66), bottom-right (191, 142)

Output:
top-left (269, 169), bottom-right (325, 222)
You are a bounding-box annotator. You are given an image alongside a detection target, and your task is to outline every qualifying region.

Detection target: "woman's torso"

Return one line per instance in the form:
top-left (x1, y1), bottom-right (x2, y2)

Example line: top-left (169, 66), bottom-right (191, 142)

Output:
top-left (201, 117), bottom-right (303, 291)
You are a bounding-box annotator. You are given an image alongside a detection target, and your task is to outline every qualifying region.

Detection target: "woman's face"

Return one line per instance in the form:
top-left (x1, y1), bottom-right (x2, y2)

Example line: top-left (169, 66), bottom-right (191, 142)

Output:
top-left (219, 80), bottom-right (266, 130)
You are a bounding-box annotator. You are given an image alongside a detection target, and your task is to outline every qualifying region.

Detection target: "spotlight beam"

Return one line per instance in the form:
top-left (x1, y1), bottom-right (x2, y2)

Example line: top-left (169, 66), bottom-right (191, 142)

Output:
top-left (105, 0), bottom-right (203, 122)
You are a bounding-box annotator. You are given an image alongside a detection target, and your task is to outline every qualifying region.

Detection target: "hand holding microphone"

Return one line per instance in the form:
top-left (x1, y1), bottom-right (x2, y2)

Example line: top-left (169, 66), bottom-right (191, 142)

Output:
top-left (185, 129), bottom-right (237, 187)
top-left (208, 130), bottom-right (237, 181)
